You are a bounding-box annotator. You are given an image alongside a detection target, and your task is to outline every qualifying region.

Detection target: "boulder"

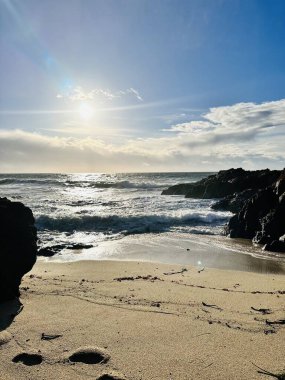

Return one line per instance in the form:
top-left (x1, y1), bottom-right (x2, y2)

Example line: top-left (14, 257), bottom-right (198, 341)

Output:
top-left (37, 247), bottom-right (58, 257)
top-left (0, 197), bottom-right (37, 302)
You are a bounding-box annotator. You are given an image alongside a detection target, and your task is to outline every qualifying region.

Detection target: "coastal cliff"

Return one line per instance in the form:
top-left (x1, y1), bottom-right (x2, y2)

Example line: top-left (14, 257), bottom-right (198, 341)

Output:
top-left (162, 168), bottom-right (285, 253)
top-left (0, 197), bottom-right (37, 301)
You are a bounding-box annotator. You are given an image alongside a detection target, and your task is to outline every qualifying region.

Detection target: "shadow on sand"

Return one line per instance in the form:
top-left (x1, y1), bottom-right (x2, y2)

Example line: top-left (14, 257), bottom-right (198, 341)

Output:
top-left (0, 298), bottom-right (23, 331)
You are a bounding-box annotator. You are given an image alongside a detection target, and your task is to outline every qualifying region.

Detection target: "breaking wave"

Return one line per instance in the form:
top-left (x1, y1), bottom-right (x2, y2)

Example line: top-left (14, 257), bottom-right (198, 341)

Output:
top-left (36, 211), bottom-right (230, 235)
top-left (0, 178), bottom-right (63, 186)
top-left (0, 177), bottom-right (167, 190)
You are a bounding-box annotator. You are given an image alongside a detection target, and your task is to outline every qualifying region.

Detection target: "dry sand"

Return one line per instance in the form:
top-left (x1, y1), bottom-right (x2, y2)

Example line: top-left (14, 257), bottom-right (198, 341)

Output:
top-left (0, 260), bottom-right (284, 380)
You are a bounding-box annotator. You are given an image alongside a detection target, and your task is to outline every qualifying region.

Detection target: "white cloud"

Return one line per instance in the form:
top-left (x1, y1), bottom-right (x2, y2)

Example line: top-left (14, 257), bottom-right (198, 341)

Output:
top-left (205, 99), bottom-right (285, 131)
top-left (57, 86), bottom-right (143, 103)
top-left (168, 99), bottom-right (285, 135)
top-left (0, 99), bottom-right (284, 172)
top-left (165, 120), bottom-right (215, 133)
top-left (161, 99), bottom-right (285, 157)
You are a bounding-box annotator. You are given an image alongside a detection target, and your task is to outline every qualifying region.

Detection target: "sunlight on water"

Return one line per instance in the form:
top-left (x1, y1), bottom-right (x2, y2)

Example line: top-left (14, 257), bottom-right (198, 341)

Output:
top-left (1, 172), bottom-right (227, 246)
top-left (1, 172), bottom-right (285, 272)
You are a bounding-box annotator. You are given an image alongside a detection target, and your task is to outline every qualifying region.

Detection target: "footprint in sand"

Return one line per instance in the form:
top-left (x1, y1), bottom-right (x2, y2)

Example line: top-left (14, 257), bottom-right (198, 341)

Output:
top-left (66, 347), bottom-right (126, 378)
top-left (0, 331), bottom-right (12, 346)
top-left (97, 375), bottom-right (125, 380)
top-left (67, 346), bottom-right (110, 365)
top-left (12, 352), bottom-right (43, 366)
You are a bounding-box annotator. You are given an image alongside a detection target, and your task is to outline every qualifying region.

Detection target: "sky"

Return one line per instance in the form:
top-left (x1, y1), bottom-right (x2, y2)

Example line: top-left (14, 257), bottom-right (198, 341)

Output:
top-left (0, 0), bottom-right (285, 172)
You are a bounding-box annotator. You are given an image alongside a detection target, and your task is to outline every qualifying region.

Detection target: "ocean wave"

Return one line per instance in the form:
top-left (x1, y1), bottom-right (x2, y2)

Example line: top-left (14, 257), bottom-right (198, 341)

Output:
top-left (36, 211), bottom-right (230, 235)
top-left (0, 177), bottom-right (168, 190)
top-left (0, 178), bottom-right (63, 186)
top-left (66, 180), bottom-right (167, 190)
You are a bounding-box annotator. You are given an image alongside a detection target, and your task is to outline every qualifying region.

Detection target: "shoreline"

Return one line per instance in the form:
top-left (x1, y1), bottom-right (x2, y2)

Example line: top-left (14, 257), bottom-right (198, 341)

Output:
top-left (42, 232), bottom-right (285, 275)
top-left (1, 259), bottom-right (284, 379)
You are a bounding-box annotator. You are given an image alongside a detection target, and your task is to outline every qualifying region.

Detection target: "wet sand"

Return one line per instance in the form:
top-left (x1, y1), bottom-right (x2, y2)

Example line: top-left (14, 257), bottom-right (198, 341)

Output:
top-left (1, 259), bottom-right (284, 380)
top-left (47, 233), bottom-right (285, 274)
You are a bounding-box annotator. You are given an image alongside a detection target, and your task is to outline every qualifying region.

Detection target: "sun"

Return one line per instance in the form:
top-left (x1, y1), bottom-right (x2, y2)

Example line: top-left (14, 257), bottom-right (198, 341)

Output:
top-left (78, 102), bottom-right (94, 120)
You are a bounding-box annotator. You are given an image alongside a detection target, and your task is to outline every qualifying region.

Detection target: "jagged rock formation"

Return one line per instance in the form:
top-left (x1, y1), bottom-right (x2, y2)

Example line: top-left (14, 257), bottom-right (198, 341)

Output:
top-left (162, 168), bottom-right (281, 198)
top-left (0, 198), bottom-right (37, 302)
top-left (162, 168), bottom-right (285, 253)
top-left (211, 189), bottom-right (257, 214)
top-left (226, 170), bottom-right (285, 252)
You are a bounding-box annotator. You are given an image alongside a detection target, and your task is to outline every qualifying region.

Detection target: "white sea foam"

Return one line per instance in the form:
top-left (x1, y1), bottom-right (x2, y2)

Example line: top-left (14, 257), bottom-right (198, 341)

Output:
top-left (36, 210), bottom-right (230, 234)
top-left (0, 172), bottom-right (231, 252)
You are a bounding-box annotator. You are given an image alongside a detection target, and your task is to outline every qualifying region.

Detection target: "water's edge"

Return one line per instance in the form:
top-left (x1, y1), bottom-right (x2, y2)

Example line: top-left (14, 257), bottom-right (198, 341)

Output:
top-left (1, 172), bottom-right (284, 274)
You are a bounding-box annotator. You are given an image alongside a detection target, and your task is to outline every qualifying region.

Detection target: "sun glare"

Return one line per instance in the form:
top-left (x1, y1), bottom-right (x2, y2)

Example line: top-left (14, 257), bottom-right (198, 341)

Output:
top-left (78, 102), bottom-right (94, 120)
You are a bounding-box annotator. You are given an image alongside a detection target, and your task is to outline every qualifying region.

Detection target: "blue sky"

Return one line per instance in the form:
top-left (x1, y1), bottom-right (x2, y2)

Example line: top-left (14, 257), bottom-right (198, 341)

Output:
top-left (0, 0), bottom-right (285, 172)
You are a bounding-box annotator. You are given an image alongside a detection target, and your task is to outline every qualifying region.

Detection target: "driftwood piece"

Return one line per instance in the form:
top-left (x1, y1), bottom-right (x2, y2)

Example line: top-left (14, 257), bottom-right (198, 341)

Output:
top-left (265, 319), bottom-right (285, 326)
top-left (202, 302), bottom-right (222, 311)
top-left (163, 268), bottom-right (187, 276)
top-left (252, 362), bottom-right (285, 379)
top-left (41, 333), bottom-right (62, 340)
top-left (251, 307), bottom-right (272, 315)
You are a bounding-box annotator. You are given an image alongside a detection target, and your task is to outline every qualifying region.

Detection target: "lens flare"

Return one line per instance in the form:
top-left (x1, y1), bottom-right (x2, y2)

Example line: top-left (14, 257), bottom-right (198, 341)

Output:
top-left (78, 103), bottom-right (94, 120)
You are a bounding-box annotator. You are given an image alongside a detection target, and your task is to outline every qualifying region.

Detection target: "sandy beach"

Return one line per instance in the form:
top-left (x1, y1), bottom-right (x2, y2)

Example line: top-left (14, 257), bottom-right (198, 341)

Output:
top-left (1, 0), bottom-right (285, 377)
top-left (1, 259), bottom-right (284, 380)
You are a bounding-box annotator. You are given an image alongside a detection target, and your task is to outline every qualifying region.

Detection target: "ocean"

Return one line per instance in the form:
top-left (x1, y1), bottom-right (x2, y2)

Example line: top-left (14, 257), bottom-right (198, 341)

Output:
top-left (0, 172), bottom-right (230, 243)
top-left (1, 172), bottom-right (285, 273)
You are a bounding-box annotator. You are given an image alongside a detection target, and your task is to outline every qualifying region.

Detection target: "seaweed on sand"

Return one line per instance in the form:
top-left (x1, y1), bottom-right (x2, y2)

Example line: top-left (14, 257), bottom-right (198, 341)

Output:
top-left (252, 363), bottom-right (285, 379)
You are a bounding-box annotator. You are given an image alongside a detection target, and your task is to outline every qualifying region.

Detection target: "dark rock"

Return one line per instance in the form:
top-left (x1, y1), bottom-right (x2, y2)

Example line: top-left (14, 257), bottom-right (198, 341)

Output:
top-left (161, 183), bottom-right (198, 196)
top-left (275, 170), bottom-right (285, 196)
top-left (263, 240), bottom-right (285, 253)
top-left (162, 168), bottom-right (285, 254)
top-left (225, 170), bottom-right (285, 253)
top-left (162, 168), bottom-right (281, 199)
top-left (37, 247), bottom-right (58, 257)
top-left (37, 243), bottom-right (93, 257)
top-left (0, 198), bottom-right (37, 302)
top-left (211, 189), bottom-right (257, 213)
top-left (252, 231), bottom-right (271, 245)
top-left (68, 243), bottom-right (93, 250)
top-left (226, 187), bottom-right (277, 239)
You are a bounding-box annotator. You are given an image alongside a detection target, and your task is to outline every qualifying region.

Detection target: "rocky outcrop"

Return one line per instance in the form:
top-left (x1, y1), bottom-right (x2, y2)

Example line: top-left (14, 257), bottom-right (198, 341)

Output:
top-left (211, 189), bottom-right (257, 214)
top-left (162, 168), bottom-right (281, 198)
top-left (0, 198), bottom-right (37, 302)
top-left (226, 170), bottom-right (285, 252)
top-left (162, 168), bottom-right (285, 253)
